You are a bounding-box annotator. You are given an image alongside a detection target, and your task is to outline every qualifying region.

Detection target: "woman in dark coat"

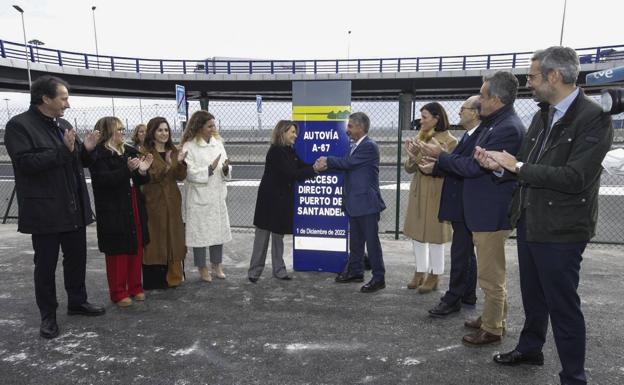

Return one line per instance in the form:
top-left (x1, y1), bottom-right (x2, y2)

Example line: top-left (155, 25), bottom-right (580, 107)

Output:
top-left (90, 117), bottom-right (153, 307)
top-left (248, 120), bottom-right (316, 282)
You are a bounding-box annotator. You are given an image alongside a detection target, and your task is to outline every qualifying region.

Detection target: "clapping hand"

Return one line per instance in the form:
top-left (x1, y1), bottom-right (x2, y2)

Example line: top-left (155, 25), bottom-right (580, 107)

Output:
top-left (138, 153), bottom-right (153, 174)
top-left (211, 154), bottom-right (222, 171)
top-left (177, 150), bottom-right (188, 163)
top-left (63, 129), bottom-right (76, 152)
top-left (415, 137), bottom-right (443, 159)
top-left (404, 139), bottom-right (419, 160)
top-left (127, 157), bottom-right (141, 171)
top-left (222, 158), bottom-right (230, 175)
top-left (83, 130), bottom-right (100, 152)
top-left (485, 150), bottom-right (518, 173)
top-left (418, 156), bottom-right (436, 175)
top-left (474, 146), bottom-right (503, 172)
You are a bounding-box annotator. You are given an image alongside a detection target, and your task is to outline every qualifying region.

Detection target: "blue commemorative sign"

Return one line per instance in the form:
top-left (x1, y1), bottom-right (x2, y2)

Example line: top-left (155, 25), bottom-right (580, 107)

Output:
top-left (292, 81), bottom-right (351, 272)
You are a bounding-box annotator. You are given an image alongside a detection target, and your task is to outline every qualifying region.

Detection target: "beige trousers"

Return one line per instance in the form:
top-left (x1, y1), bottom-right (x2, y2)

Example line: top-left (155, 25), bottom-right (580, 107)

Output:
top-left (472, 230), bottom-right (511, 336)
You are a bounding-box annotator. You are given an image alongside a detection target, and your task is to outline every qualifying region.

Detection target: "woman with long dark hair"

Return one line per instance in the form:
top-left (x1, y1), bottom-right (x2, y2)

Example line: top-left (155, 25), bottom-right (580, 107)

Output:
top-left (141, 117), bottom-right (187, 289)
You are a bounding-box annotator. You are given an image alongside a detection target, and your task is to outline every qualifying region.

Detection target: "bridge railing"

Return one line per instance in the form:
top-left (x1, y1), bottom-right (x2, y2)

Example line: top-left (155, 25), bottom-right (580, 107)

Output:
top-left (2, 39), bottom-right (624, 76)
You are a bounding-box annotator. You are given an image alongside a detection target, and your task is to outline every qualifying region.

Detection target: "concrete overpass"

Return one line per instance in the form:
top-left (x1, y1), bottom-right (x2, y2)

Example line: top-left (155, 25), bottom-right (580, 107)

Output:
top-left (1, 40), bottom-right (623, 102)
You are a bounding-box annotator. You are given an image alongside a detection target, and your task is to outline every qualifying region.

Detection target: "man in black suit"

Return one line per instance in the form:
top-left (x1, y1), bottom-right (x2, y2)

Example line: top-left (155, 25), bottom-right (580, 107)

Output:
top-left (419, 95), bottom-right (482, 317)
top-left (5, 76), bottom-right (106, 339)
top-left (477, 46), bottom-right (612, 385)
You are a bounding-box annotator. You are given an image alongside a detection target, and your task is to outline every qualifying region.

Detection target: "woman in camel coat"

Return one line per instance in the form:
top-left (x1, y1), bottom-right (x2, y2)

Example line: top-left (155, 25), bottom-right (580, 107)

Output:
top-left (404, 102), bottom-right (457, 293)
top-left (142, 117), bottom-right (188, 289)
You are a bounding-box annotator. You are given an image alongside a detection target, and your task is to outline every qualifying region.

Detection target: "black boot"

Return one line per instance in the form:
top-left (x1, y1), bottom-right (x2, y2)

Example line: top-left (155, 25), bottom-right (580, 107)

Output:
top-left (40, 312), bottom-right (59, 339)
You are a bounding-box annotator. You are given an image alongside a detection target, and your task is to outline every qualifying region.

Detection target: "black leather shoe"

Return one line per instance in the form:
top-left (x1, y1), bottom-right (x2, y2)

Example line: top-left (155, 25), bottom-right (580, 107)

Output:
top-left (40, 314), bottom-right (59, 339)
top-left (335, 272), bottom-right (364, 283)
top-left (277, 275), bottom-right (292, 281)
top-left (493, 349), bottom-right (544, 366)
top-left (249, 277), bottom-right (258, 283)
top-left (360, 280), bottom-right (385, 293)
top-left (67, 302), bottom-right (105, 316)
top-left (428, 301), bottom-right (461, 317)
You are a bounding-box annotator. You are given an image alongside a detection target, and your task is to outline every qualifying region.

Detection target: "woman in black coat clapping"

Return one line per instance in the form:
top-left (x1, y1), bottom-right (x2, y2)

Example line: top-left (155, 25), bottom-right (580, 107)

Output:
top-left (247, 120), bottom-right (316, 283)
top-left (90, 117), bottom-right (153, 307)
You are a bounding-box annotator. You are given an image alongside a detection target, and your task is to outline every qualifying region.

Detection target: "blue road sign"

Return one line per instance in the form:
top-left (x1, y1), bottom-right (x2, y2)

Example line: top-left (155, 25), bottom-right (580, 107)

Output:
top-left (176, 84), bottom-right (187, 122)
top-left (586, 66), bottom-right (624, 85)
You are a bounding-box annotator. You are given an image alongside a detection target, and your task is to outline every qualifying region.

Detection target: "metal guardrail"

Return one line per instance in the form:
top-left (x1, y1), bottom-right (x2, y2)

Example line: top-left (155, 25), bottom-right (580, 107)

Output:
top-left (1, 39), bottom-right (624, 76)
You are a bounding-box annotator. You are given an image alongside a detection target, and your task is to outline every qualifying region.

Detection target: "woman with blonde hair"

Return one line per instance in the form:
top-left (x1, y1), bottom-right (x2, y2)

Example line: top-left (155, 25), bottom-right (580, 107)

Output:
top-left (130, 123), bottom-right (147, 151)
top-left (89, 117), bottom-right (153, 306)
top-left (248, 120), bottom-right (316, 283)
top-left (181, 110), bottom-right (231, 282)
top-left (404, 102), bottom-right (457, 294)
top-left (141, 117), bottom-right (187, 289)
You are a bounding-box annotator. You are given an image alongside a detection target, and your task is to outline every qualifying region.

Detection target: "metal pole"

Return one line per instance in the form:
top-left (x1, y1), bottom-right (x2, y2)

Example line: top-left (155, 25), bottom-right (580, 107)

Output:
top-left (395, 99), bottom-right (403, 240)
top-left (347, 30), bottom-right (352, 71)
top-left (91, 6), bottom-right (100, 69)
top-left (559, 0), bottom-right (567, 46)
top-left (139, 99), bottom-right (143, 122)
top-left (3, 98), bottom-right (9, 122)
top-left (111, 97), bottom-right (116, 115)
top-left (13, 6), bottom-right (31, 88)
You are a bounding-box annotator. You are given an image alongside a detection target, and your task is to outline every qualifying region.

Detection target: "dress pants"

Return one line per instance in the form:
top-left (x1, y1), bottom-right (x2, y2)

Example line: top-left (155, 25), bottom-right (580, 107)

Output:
top-left (348, 213), bottom-right (385, 281)
top-left (516, 216), bottom-right (587, 385)
top-left (31, 227), bottom-right (88, 317)
top-left (441, 221), bottom-right (477, 306)
top-left (193, 245), bottom-right (223, 267)
top-left (248, 228), bottom-right (287, 279)
top-left (472, 229), bottom-right (510, 336)
top-left (105, 187), bottom-right (144, 302)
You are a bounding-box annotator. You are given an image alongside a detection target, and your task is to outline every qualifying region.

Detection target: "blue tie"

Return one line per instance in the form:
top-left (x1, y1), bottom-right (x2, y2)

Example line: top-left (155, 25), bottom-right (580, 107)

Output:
top-left (349, 142), bottom-right (357, 155)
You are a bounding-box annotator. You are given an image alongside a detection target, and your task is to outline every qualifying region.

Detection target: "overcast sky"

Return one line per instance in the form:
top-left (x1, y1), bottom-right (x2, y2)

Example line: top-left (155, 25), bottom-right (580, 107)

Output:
top-left (1, 0), bottom-right (623, 107)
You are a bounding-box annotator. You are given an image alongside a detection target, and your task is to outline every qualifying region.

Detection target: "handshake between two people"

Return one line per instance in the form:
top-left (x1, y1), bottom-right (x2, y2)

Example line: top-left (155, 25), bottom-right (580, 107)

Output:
top-left (313, 156), bottom-right (328, 173)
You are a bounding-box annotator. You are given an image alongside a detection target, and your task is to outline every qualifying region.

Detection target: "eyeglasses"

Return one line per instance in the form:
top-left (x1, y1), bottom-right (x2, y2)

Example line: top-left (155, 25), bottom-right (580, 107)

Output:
top-left (526, 72), bottom-right (542, 81)
top-left (460, 107), bottom-right (476, 112)
top-left (117, 128), bottom-right (126, 133)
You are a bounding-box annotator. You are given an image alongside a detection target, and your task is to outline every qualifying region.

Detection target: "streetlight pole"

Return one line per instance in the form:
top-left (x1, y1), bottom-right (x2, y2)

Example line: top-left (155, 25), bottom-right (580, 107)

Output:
top-left (91, 6), bottom-right (100, 69)
top-left (12, 5), bottom-right (32, 89)
top-left (347, 30), bottom-right (352, 70)
top-left (559, 0), bottom-right (567, 46)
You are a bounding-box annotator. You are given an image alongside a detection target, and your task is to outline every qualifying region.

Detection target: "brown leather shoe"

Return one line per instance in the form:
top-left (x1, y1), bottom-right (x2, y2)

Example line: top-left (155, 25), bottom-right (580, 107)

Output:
top-left (462, 329), bottom-right (502, 346)
top-left (464, 316), bottom-right (482, 329)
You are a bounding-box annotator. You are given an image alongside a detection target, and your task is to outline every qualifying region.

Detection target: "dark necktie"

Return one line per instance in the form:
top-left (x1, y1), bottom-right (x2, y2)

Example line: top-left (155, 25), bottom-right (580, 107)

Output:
top-left (536, 106), bottom-right (556, 160)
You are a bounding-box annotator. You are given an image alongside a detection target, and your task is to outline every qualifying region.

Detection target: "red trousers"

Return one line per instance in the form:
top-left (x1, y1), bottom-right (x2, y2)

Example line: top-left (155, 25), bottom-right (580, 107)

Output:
top-left (105, 186), bottom-right (144, 302)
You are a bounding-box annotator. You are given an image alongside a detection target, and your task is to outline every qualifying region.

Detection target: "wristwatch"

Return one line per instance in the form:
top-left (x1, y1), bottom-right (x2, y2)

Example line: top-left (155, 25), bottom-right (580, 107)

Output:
top-left (514, 161), bottom-right (524, 173)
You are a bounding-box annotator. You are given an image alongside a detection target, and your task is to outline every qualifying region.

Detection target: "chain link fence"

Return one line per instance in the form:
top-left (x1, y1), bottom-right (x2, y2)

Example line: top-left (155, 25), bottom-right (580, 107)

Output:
top-left (1, 97), bottom-right (623, 245)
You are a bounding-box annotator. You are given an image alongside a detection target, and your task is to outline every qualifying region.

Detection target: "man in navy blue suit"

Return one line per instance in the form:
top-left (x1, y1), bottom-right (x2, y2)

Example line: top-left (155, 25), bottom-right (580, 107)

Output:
top-left (417, 72), bottom-right (525, 345)
top-left (477, 46), bottom-right (613, 385)
top-left (315, 112), bottom-right (386, 293)
top-left (416, 95), bottom-right (482, 317)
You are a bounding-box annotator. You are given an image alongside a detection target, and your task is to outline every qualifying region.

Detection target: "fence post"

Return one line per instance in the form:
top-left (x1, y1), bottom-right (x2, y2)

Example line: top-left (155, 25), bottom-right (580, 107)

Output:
top-left (57, 51), bottom-right (62, 66)
top-left (2, 186), bottom-right (17, 224)
top-left (0, 40), bottom-right (5, 58)
top-left (395, 96), bottom-right (407, 239)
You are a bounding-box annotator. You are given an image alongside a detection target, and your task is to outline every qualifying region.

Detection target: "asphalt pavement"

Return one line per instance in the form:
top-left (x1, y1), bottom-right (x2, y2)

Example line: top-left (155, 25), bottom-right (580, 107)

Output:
top-left (0, 224), bottom-right (623, 385)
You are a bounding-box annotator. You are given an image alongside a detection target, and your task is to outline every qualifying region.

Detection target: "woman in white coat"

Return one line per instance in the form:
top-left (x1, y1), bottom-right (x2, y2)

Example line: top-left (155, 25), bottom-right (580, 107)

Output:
top-left (181, 110), bottom-right (232, 282)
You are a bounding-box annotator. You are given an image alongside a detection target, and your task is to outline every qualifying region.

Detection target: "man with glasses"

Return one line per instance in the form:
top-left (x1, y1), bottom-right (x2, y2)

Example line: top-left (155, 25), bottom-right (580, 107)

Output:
top-left (476, 46), bottom-right (613, 385)
top-left (5, 75), bottom-right (105, 340)
top-left (417, 95), bottom-right (482, 318)
top-left (417, 71), bottom-right (525, 345)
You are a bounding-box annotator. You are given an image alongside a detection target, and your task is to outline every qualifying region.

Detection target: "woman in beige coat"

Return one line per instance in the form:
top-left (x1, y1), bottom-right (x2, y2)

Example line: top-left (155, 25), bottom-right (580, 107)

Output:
top-left (403, 102), bottom-right (457, 293)
top-left (142, 117), bottom-right (188, 289)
